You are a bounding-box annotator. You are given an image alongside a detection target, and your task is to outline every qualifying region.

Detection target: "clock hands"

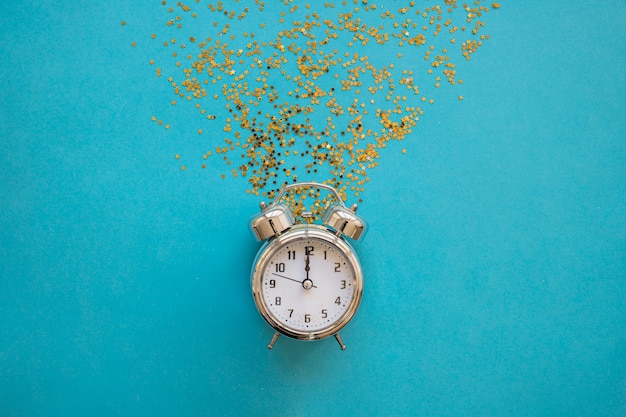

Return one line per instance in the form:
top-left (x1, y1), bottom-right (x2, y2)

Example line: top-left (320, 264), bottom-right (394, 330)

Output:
top-left (302, 254), bottom-right (314, 290)
top-left (272, 272), bottom-right (317, 289)
top-left (272, 273), bottom-right (302, 285)
top-left (305, 253), bottom-right (310, 279)
top-left (269, 249), bottom-right (318, 290)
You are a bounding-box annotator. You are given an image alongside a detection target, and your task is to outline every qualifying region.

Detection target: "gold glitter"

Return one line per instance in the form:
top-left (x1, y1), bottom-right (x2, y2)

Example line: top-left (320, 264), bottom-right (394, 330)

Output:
top-left (142, 0), bottom-right (499, 204)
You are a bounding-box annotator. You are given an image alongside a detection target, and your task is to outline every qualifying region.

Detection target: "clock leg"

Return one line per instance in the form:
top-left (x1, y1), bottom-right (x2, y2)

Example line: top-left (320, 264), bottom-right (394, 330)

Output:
top-left (268, 332), bottom-right (281, 349)
top-left (334, 333), bottom-right (347, 350)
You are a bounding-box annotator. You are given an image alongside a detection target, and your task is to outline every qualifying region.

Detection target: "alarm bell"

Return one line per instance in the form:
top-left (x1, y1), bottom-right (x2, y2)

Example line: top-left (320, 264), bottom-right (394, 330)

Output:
top-left (249, 202), bottom-right (295, 241)
top-left (323, 203), bottom-right (367, 241)
top-left (249, 182), bottom-right (367, 241)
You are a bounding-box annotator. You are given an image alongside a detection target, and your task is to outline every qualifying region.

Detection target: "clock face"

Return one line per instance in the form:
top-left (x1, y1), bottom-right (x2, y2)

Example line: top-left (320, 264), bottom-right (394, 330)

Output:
top-left (252, 227), bottom-right (363, 340)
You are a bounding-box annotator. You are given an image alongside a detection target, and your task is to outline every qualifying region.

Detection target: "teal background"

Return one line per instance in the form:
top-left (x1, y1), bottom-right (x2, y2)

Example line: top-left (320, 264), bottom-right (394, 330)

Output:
top-left (1, 1), bottom-right (625, 416)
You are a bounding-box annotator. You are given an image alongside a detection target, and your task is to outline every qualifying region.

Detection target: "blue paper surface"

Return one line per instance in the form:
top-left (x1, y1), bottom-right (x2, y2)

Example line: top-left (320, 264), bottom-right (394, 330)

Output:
top-left (1, 1), bottom-right (625, 416)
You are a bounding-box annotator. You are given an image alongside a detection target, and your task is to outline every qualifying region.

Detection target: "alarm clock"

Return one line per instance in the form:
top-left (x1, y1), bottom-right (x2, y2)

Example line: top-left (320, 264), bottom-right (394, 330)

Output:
top-left (249, 182), bottom-right (367, 350)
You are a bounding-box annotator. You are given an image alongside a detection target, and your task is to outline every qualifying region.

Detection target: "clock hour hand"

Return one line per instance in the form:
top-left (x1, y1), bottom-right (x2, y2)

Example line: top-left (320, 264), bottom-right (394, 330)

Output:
top-left (302, 254), bottom-right (314, 290)
top-left (305, 253), bottom-right (310, 280)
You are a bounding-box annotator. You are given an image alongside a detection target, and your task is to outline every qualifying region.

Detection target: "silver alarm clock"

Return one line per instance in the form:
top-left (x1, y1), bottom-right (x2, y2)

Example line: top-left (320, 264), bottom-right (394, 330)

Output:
top-left (249, 182), bottom-right (367, 350)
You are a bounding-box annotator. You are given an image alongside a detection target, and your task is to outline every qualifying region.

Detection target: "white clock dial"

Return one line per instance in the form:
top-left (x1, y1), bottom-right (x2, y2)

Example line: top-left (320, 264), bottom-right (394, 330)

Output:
top-left (252, 225), bottom-right (363, 340)
top-left (261, 237), bottom-right (355, 332)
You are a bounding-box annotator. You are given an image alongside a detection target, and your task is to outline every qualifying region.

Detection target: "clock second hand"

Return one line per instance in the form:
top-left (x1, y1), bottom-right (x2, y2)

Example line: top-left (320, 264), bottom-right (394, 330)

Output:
top-left (271, 272), bottom-right (317, 289)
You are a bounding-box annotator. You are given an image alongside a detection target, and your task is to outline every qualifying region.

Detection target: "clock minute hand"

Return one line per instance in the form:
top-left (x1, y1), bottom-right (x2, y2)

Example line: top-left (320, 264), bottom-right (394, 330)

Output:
top-left (305, 253), bottom-right (310, 280)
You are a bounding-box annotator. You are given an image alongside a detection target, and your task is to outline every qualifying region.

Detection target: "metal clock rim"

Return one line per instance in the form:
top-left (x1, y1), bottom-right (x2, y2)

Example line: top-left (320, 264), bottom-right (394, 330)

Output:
top-left (251, 224), bottom-right (364, 341)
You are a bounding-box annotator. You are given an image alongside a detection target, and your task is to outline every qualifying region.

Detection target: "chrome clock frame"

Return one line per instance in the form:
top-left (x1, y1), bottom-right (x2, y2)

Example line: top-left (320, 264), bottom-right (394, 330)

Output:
top-left (248, 182), bottom-right (367, 350)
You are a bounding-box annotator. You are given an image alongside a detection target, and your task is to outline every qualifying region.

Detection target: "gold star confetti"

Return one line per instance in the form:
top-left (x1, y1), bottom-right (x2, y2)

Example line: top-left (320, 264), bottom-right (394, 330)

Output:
top-left (139, 0), bottom-right (499, 204)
